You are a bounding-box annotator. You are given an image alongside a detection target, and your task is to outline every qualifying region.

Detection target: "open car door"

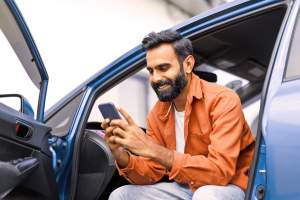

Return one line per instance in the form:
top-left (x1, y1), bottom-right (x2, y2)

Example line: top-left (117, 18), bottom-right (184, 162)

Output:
top-left (0, 0), bottom-right (58, 199)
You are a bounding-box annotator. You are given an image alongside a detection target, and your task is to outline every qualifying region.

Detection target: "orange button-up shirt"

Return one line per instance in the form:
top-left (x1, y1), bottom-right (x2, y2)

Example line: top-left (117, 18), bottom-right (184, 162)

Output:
top-left (117, 73), bottom-right (255, 191)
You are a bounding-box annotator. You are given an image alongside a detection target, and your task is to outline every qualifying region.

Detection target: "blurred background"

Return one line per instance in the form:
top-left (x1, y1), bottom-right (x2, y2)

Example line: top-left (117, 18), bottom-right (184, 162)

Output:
top-left (1, 0), bottom-right (234, 124)
top-left (0, 0), bottom-right (237, 124)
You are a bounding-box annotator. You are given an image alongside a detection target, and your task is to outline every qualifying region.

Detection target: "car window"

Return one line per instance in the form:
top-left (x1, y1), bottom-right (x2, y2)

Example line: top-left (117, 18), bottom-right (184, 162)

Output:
top-left (195, 63), bottom-right (249, 90)
top-left (46, 92), bottom-right (84, 136)
top-left (285, 12), bottom-right (300, 80)
top-left (88, 69), bottom-right (157, 128)
top-left (0, 29), bottom-right (39, 114)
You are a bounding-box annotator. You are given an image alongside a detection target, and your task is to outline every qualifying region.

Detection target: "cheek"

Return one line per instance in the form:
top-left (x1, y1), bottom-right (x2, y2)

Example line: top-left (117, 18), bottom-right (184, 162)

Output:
top-left (167, 70), bottom-right (181, 81)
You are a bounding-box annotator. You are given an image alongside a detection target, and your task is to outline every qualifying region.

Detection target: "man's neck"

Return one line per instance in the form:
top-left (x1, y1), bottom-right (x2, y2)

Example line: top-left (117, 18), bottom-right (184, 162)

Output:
top-left (173, 76), bottom-right (191, 112)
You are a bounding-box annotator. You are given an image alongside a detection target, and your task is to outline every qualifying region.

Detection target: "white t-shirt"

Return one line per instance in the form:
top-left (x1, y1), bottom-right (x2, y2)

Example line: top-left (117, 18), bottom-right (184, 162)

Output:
top-left (174, 109), bottom-right (185, 153)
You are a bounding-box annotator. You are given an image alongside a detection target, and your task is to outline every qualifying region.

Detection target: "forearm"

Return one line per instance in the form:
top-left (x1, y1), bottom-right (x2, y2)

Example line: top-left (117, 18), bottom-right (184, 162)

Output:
top-left (149, 143), bottom-right (174, 170)
top-left (111, 148), bottom-right (129, 168)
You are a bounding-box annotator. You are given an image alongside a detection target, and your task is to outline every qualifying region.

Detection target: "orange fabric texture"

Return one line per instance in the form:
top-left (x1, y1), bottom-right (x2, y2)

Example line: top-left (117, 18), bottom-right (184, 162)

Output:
top-left (116, 73), bottom-right (255, 192)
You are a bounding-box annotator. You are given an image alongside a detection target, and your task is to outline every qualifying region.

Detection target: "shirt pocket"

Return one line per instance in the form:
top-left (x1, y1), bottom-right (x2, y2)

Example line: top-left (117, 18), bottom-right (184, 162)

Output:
top-left (190, 128), bottom-right (211, 144)
top-left (188, 128), bottom-right (211, 155)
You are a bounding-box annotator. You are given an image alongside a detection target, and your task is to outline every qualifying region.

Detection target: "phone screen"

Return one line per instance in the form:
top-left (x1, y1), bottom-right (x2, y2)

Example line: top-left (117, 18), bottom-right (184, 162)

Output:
top-left (98, 103), bottom-right (121, 120)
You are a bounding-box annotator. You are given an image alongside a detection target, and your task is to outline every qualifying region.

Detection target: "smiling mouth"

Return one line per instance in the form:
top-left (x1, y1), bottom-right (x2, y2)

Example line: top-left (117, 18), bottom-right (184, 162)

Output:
top-left (158, 84), bottom-right (170, 90)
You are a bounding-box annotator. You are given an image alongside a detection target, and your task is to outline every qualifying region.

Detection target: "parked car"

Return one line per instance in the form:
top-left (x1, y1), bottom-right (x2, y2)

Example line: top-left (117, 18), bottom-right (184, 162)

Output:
top-left (1, 0), bottom-right (300, 199)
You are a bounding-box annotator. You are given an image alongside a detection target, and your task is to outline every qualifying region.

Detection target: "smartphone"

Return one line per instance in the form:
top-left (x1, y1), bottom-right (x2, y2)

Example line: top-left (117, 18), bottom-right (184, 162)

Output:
top-left (98, 103), bottom-right (121, 121)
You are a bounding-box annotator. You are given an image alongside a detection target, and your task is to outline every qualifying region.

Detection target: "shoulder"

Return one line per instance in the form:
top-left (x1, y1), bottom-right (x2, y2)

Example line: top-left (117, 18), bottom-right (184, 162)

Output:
top-left (200, 79), bottom-right (240, 103)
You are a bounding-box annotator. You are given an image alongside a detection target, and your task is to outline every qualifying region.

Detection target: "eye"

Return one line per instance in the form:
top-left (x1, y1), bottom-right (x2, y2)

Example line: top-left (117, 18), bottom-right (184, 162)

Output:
top-left (146, 67), bottom-right (153, 75)
top-left (158, 65), bottom-right (169, 72)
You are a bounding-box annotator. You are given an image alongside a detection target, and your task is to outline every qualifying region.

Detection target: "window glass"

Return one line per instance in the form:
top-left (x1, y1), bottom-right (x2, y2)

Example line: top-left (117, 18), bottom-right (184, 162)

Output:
top-left (196, 63), bottom-right (249, 90)
top-left (88, 70), bottom-right (157, 128)
top-left (46, 92), bottom-right (84, 136)
top-left (0, 30), bottom-right (39, 114)
top-left (285, 12), bottom-right (300, 80)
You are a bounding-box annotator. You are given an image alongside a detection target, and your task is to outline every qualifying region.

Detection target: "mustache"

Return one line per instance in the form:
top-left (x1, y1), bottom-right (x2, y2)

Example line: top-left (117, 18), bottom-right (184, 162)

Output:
top-left (151, 79), bottom-right (173, 90)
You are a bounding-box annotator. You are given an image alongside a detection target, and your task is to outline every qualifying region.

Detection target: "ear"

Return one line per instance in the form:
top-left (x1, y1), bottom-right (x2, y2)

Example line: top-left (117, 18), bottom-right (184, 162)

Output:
top-left (183, 55), bottom-right (195, 74)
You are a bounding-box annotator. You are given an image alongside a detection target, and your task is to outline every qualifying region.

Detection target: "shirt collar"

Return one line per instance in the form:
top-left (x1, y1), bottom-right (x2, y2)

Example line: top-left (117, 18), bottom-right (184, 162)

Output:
top-left (187, 73), bottom-right (203, 102)
top-left (158, 73), bottom-right (203, 121)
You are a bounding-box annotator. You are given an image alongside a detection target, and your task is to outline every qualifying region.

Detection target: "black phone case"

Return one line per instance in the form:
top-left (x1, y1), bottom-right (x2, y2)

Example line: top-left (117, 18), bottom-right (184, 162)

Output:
top-left (98, 103), bottom-right (121, 120)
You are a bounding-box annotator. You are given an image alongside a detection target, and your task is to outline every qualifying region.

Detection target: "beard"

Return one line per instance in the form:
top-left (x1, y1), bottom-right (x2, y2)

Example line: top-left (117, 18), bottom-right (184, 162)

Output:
top-left (151, 67), bottom-right (187, 102)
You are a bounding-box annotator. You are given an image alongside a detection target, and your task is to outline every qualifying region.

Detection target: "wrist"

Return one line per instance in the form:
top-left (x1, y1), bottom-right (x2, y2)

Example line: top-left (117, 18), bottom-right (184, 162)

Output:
top-left (149, 144), bottom-right (174, 170)
top-left (111, 146), bottom-right (125, 157)
top-left (112, 148), bottom-right (130, 169)
top-left (147, 142), bottom-right (159, 159)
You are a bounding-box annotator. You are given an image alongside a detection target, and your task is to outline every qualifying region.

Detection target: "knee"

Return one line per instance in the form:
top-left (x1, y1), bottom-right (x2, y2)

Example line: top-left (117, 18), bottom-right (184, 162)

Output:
top-left (192, 185), bottom-right (219, 200)
top-left (108, 185), bottom-right (131, 200)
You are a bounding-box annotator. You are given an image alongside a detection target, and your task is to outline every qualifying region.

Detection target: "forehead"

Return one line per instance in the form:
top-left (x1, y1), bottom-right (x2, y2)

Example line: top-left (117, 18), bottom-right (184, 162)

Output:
top-left (146, 43), bottom-right (178, 67)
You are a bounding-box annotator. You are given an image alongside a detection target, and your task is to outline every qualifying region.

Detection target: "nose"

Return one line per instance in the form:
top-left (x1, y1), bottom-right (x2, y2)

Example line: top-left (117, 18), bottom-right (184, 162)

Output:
top-left (151, 70), bottom-right (163, 83)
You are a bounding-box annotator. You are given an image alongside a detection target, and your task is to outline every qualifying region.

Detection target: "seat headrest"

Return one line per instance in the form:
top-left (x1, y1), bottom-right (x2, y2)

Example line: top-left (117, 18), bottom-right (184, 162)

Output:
top-left (193, 71), bottom-right (217, 82)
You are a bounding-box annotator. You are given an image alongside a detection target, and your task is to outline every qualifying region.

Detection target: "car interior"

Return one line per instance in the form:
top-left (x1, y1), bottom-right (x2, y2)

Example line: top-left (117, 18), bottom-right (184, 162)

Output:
top-left (77, 5), bottom-right (287, 200)
top-left (192, 7), bottom-right (286, 137)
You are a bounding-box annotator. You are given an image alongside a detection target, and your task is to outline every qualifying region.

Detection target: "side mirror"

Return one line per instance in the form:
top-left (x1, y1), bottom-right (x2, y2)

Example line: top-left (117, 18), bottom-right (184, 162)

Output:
top-left (0, 94), bottom-right (34, 118)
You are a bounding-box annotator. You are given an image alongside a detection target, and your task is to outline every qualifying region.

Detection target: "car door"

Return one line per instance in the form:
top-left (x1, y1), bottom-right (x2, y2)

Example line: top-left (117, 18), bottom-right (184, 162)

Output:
top-left (248, 0), bottom-right (300, 199)
top-left (0, 0), bottom-right (58, 199)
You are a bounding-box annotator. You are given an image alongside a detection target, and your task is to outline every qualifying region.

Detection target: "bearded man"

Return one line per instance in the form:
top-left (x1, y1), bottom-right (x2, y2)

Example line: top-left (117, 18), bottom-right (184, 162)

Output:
top-left (102, 30), bottom-right (255, 200)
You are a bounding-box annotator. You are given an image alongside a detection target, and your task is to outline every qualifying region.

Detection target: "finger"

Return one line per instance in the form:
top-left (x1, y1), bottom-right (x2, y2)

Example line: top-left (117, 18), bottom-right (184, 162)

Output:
top-left (104, 133), bottom-right (110, 142)
top-left (118, 107), bottom-right (135, 125)
top-left (112, 127), bottom-right (126, 138)
top-left (105, 132), bottom-right (117, 143)
top-left (101, 118), bottom-right (111, 129)
top-left (103, 129), bottom-right (112, 140)
top-left (105, 126), bottom-right (115, 134)
top-left (110, 119), bottom-right (128, 130)
top-left (109, 136), bottom-right (127, 146)
top-left (104, 127), bottom-right (117, 141)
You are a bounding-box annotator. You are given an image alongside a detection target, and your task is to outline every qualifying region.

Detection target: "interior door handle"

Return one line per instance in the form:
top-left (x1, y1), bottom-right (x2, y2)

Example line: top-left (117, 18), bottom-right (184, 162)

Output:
top-left (15, 121), bottom-right (33, 140)
top-left (0, 157), bottom-right (39, 199)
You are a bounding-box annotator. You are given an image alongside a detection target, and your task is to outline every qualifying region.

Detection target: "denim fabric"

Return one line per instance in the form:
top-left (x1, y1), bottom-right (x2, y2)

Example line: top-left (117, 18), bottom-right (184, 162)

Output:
top-left (108, 182), bottom-right (245, 200)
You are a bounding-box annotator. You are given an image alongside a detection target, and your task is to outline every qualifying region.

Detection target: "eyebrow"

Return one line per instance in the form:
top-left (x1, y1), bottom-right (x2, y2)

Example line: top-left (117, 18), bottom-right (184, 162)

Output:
top-left (146, 63), bottom-right (171, 71)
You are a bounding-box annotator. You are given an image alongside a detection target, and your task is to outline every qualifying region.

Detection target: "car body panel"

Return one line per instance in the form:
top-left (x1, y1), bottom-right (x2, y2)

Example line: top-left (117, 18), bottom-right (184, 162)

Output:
top-left (266, 80), bottom-right (300, 199)
top-left (261, 0), bottom-right (300, 199)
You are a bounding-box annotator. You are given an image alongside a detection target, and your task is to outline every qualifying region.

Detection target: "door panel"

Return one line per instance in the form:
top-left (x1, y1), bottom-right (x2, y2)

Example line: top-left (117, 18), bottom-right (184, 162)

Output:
top-left (265, 80), bottom-right (300, 199)
top-left (0, 104), bottom-right (51, 154)
top-left (262, 1), bottom-right (300, 199)
top-left (0, 103), bottom-right (58, 199)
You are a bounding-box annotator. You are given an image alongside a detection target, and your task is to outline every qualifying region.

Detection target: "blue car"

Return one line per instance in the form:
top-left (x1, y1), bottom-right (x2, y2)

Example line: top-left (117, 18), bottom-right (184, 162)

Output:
top-left (0, 0), bottom-right (299, 199)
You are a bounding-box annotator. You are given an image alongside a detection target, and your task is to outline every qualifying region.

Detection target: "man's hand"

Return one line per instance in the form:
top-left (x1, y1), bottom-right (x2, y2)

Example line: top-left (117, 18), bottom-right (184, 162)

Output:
top-left (101, 118), bottom-right (129, 168)
top-left (109, 108), bottom-right (174, 170)
top-left (109, 108), bottom-right (155, 158)
top-left (101, 118), bottom-right (120, 152)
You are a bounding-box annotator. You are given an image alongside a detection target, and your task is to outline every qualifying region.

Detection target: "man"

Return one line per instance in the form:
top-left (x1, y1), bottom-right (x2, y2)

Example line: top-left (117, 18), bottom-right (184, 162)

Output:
top-left (102, 30), bottom-right (255, 200)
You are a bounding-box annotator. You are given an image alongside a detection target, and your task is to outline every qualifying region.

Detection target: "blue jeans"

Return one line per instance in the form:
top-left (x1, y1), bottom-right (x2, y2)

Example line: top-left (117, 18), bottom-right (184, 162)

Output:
top-left (108, 182), bottom-right (245, 200)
